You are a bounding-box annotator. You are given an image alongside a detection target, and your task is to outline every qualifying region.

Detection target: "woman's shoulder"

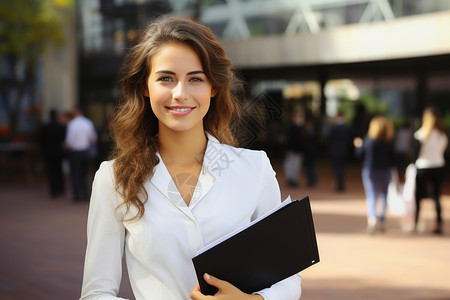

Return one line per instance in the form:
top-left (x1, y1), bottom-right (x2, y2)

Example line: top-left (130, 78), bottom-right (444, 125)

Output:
top-left (217, 143), bottom-right (271, 171)
top-left (207, 134), bottom-right (270, 169)
top-left (97, 159), bottom-right (115, 171)
top-left (432, 129), bottom-right (449, 140)
top-left (363, 136), bottom-right (376, 146)
top-left (93, 160), bottom-right (116, 185)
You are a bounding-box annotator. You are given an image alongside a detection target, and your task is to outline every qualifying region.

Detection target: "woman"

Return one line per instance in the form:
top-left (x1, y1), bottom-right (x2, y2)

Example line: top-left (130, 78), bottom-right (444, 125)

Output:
top-left (80, 16), bottom-right (302, 300)
top-left (414, 107), bottom-right (448, 234)
top-left (354, 116), bottom-right (395, 234)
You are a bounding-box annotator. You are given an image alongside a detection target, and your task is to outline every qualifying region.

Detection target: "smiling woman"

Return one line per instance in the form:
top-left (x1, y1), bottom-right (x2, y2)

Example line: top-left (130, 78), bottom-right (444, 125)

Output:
top-left (145, 43), bottom-right (214, 134)
top-left (80, 15), bottom-right (302, 300)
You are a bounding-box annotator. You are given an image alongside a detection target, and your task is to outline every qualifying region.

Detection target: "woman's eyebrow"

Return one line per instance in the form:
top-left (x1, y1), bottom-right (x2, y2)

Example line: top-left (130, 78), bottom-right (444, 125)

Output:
top-left (155, 70), bottom-right (205, 75)
top-left (155, 70), bottom-right (175, 75)
top-left (187, 70), bottom-right (205, 75)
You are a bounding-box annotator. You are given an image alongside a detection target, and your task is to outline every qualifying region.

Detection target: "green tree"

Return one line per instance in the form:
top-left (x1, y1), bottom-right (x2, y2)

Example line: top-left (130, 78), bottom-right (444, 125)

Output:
top-left (0, 0), bottom-right (73, 139)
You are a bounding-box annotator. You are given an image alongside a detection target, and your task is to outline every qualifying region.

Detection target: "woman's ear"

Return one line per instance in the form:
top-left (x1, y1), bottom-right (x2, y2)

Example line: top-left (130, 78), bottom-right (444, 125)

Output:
top-left (211, 87), bottom-right (218, 98)
top-left (143, 88), bottom-right (149, 97)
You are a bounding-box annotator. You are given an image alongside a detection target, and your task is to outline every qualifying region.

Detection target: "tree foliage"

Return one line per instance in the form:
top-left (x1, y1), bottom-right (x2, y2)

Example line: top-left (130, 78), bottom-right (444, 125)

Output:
top-left (0, 0), bottom-right (73, 57)
top-left (0, 0), bottom-right (73, 138)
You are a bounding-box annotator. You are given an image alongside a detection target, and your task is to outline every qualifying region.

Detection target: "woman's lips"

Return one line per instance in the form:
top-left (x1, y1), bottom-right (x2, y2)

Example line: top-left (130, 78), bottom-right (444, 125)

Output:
top-left (166, 106), bottom-right (195, 116)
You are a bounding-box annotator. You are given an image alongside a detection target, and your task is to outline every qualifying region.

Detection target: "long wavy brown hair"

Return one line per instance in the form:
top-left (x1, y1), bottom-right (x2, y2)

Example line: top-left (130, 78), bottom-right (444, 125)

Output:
top-left (367, 115), bottom-right (394, 141)
top-left (110, 15), bottom-right (243, 221)
top-left (419, 106), bottom-right (445, 139)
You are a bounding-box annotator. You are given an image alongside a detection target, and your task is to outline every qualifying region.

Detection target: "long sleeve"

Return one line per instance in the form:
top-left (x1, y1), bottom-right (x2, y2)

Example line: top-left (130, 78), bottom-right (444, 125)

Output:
top-left (251, 151), bottom-right (282, 221)
top-left (256, 274), bottom-right (302, 300)
top-left (354, 139), bottom-right (365, 159)
top-left (80, 161), bottom-right (128, 300)
top-left (253, 152), bottom-right (302, 300)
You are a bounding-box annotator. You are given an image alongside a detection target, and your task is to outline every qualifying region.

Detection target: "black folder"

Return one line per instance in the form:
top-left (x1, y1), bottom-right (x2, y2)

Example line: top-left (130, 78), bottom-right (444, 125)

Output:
top-left (192, 196), bottom-right (320, 295)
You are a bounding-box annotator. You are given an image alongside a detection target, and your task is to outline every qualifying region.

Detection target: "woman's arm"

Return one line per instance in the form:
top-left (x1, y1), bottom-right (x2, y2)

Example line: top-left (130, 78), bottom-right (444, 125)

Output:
top-left (190, 274), bottom-right (264, 300)
top-left (251, 151), bottom-right (302, 300)
top-left (252, 274), bottom-right (302, 300)
top-left (353, 137), bottom-right (365, 159)
top-left (80, 162), bottom-right (128, 300)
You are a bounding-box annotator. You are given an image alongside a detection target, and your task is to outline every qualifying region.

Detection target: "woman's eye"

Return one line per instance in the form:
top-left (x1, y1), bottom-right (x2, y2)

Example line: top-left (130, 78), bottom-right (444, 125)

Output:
top-left (190, 77), bottom-right (204, 83)
top-left (157, 76), bottom-right (172, 82)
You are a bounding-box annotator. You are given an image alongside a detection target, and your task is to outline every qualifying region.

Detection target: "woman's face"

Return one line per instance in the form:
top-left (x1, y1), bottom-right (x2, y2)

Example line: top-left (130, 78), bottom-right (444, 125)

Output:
top-left (145, 43), bottom-right (216, 135)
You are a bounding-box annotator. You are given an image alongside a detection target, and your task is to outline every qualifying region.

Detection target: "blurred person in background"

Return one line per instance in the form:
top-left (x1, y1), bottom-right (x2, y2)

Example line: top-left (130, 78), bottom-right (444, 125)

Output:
top-left (39, 109), bottom-right (66, 198)
top-left (283, 113), bottom-right (307, 187)
top-left (304, 118), bottom-right (319, 187)
top-left (354, 116), bottom-right (395, 234)
top-left (414, 107), bottom-right (448, 234)
top-left (394, 120), bottom-right (413, 180)
top-left (351, 103), bottom-right (370, 140)
top-left (60, 111), bottom-right (74, 178)
top-left (326, 111), bottom-right (353, 191)
top-left (65, 107), bottom-right (97, 202)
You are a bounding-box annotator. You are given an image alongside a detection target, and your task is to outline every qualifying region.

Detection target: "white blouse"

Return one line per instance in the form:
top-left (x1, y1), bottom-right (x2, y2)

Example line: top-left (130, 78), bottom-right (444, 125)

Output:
top-left (415, 129), bottom-right (448, 169)
top-left (80, 134), bottom-right (302, 300)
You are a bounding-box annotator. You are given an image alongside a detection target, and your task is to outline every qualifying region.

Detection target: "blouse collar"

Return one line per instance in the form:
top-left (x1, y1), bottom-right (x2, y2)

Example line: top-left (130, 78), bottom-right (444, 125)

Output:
top-left (149, 133), bottom-right (230, 215)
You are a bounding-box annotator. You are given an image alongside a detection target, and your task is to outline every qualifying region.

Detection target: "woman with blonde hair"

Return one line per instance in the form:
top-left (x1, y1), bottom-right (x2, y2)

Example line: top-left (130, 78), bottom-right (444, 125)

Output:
top-left (354, 116), bottom-right (395, 234)
top-left (80, 15), bottom-right (302, 300)
top-left (414, 107), bottom-right (448, 234)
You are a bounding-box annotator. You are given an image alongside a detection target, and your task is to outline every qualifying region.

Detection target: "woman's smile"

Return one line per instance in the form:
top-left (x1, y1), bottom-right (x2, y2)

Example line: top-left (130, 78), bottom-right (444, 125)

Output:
top-left (166, 106), bottom-right (196, 116)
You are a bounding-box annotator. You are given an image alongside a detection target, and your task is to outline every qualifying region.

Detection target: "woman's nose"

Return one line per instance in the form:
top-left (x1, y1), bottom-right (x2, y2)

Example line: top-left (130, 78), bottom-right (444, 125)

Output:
top-left (173, 81), bottom-right (188, 100)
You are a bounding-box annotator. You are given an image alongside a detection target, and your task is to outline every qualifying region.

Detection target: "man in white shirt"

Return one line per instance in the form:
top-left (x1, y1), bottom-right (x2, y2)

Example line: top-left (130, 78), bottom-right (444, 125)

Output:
top-left (65, 107), bottom-right (97, 202)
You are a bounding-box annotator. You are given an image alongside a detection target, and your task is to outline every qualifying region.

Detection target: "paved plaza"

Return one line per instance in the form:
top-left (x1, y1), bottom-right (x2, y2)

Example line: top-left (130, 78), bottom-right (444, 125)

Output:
top-left (0, 162), bottom-right (449, 300)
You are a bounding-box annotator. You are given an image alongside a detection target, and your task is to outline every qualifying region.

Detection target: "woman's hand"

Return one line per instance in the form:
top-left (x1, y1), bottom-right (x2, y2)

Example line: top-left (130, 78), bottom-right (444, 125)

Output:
top-left (190, 273), bottom-right (264, 300)
top-left (353, 137), bottom-right (363, 148)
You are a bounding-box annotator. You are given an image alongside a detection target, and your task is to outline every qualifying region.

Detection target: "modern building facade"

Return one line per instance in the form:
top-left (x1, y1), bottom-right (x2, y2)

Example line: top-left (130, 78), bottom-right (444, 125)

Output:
top-left (199, 0), bottom-right (450, 123)
top-left (73, 0), bottom-right (450, 132)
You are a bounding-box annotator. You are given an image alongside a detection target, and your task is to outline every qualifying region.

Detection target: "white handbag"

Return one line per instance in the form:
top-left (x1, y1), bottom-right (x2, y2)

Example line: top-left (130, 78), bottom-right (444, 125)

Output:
top-left (387, 164), bottom-right (416, 217)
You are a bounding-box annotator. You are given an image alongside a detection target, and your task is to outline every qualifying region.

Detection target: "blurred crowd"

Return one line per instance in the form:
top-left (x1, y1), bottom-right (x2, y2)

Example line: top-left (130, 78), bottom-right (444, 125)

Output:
top-left (31, 104), bottom-right (450, 236)
top-left (282, 106), bottom-right (448, 235)
top-left (38, 107), bottom-right (113, 202)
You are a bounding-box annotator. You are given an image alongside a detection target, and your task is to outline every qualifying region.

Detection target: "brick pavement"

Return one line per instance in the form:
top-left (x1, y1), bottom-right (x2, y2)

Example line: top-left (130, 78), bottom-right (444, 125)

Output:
top-left (279, 164), bottom-right (450, 300)
top-left (0, 162), bottom-right (449, 300)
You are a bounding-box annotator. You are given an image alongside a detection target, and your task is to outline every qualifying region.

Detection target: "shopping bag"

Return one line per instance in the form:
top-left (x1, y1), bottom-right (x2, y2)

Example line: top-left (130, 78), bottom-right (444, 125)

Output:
top-left (387, 172), bottom-right (406, 216)
top-left (387, 169), bottom-right (406, 216)
top-left (387, 165), bottom-right (416, 231)
top-left (401, 164), bottom-right (416, 217)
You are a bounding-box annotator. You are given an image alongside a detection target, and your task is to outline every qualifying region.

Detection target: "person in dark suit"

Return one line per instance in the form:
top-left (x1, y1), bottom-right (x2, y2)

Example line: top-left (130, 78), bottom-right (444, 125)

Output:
top-left (326, 111), bottom-right (353, 191)
top-left (39, 109), bottom-right (67, 198)
top-left (283, 113), bottom-right (307, 187)
top-left (304, 118), bottom-right (319, 186)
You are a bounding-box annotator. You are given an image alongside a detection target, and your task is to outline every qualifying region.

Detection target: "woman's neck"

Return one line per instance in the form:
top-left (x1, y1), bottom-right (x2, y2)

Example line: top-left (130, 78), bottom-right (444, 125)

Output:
top-left (158, 125), bottom-right (207, 166)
